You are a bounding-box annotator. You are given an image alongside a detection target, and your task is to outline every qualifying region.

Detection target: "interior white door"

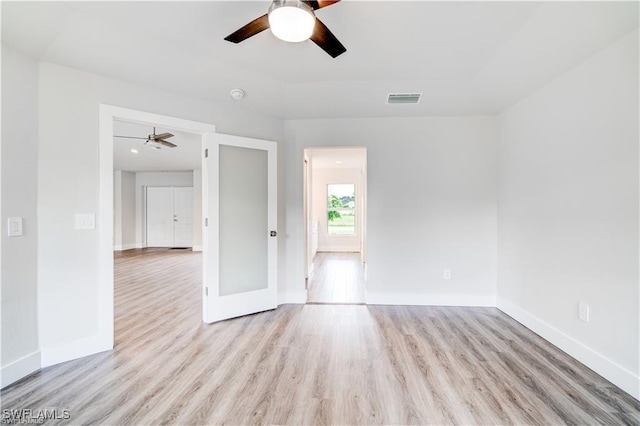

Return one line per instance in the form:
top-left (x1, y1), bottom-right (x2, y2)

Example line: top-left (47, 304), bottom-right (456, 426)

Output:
top-left (147, 186), bottom-right (194, 247)
top-left (146, 187), bottom-right (174, 247)
top-left (173, 187), bottom-right (194, 247)
top-left (203, 133), bottom-right (277, 323)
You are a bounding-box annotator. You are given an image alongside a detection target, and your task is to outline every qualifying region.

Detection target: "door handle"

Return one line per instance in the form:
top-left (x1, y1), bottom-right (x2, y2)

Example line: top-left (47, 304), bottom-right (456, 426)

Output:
top-left (270, 230), bottom-right (277, 237)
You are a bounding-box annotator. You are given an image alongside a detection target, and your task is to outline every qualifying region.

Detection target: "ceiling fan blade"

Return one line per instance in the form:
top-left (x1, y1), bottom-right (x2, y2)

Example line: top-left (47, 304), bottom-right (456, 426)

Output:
top-left (310, 18), bottom-right (346, 58)
top-left (113, 135), bottom-right (148, 140)
top-left (304, 0), bottom-right (340, 10)
top-left (224, 14), bottom-right (270, 43)
top-left (158, 140), bottom-right (177, 148)
top-left (153, 132), bottom-right (174, 140)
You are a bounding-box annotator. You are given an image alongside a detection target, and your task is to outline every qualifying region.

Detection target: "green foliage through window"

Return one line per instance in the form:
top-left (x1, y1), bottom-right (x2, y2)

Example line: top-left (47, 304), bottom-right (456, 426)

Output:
top-left (327, 184), bottom-right (355, 236)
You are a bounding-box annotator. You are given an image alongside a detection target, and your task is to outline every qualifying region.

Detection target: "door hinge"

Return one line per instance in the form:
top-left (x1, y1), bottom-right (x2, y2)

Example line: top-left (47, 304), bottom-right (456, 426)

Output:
top-left (204, 148), bottom-right (209, 158)
top-left (205, 218), bottom-right (208, 227)
top-left (205, 287), bottom-right (208, 296)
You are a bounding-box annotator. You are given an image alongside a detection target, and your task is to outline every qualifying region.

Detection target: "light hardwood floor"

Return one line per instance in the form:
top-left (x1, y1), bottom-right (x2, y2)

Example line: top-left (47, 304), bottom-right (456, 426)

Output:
top-left (307, 252), bottom-right (365, 304)
top-left (2, 248), bottom-right (638, 425)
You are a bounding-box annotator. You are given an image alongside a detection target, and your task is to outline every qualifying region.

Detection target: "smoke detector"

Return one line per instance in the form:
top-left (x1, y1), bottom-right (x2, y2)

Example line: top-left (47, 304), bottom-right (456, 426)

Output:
top-left (230, 88), bottom-right (245, 101)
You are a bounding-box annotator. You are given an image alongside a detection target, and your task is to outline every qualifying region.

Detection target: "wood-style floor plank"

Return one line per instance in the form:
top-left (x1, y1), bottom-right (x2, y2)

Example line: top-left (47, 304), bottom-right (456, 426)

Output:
top-left (1, 248), bottom-right (638, 425)
top-left (307, 252), bottom-right (365, 304)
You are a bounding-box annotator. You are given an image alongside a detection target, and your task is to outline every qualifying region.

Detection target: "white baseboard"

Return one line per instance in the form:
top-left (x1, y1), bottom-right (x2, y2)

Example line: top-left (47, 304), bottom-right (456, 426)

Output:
top-left (278, 291), bottom-right (307, 305)
top-left (113, 243), bottom-right (142, 251)
top-left (41, 334), bottom-right (113, 368)
top-left (1, 351), bottom-right (41, 389)
top-left (497, 298), bottom-right (640, 400)
top-left (366, 292), bottom-right (495, 307)
top-left (192, 245), bottom-right (203, 252)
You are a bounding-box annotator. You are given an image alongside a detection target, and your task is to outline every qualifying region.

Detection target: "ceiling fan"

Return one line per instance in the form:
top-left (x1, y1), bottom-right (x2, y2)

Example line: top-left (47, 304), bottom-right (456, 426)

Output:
top-left (114, 127), bottom-right (177, 149)
top-left (224, 0), bottom-right (346, 58)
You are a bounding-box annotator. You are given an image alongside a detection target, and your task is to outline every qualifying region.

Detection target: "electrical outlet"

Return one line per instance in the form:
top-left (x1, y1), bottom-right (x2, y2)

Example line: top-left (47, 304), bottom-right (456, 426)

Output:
top-left (75, 213), bottom-right (95, 230)
top-left (443, 268), bottom-right (452, 280)
top-left (7, 217), bottom-right (23, 237)
top-left (578, 301), bottom-right (590, 322)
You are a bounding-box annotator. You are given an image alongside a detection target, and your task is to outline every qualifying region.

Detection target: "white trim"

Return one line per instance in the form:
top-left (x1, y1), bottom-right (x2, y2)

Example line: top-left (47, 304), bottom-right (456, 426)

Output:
top-left (192, 245), bottom-right (203, 252)
top-left (98, 105), bottom-right (116, 355)
top-left (366, 292), bottom-right (495, 307)
top-left (497, 298), bottom-right (640, 400)
top-left (113, 243), bottom-right (141, 251)
top-left (1, 351), bottom-right (41, 389)
top-left (40, 335), bottom-right (111, 368)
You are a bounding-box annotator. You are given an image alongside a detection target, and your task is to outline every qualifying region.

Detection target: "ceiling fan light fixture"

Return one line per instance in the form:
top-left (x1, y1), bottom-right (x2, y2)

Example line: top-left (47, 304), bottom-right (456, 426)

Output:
top-left (268, 0), bottom-right (316, 43)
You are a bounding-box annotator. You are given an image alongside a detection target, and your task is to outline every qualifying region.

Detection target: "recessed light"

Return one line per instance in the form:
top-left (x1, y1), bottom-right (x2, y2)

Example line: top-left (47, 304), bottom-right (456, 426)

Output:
top-left (335, 160), bottom-right (343, 165)
top-left (130, 149), bottom-right (138, 154)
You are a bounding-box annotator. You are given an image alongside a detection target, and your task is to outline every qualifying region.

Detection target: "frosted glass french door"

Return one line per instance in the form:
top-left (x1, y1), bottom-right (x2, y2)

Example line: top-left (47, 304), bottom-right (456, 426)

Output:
top-left (146, 186), bottom-right (193, 248)
top-left (202, 133), bottom-right (277, 323)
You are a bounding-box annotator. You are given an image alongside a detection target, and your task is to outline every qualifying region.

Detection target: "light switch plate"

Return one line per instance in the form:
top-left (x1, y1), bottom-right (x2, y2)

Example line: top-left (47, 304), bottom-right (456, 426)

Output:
top-left (8, 217), bottom-right (23, 237)
top-left (75, 213), bottom-right (96, 230)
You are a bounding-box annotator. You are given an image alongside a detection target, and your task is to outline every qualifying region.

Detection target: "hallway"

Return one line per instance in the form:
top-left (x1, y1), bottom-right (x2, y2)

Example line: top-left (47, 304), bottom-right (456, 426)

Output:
top-left (307, 252), bottom-right (365, 304)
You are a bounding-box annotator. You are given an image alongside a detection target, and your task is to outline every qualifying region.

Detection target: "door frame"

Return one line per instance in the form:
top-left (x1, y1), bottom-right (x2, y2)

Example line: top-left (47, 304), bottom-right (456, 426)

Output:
top-left (98, 105), bottom-right (215, 350)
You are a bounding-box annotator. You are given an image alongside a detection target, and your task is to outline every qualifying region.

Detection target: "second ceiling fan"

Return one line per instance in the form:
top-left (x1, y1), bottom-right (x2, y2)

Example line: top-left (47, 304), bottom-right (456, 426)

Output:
top-left (114, 127), bottom-right (177, 149)
top-left (224, 0), bottom-right (346, 58)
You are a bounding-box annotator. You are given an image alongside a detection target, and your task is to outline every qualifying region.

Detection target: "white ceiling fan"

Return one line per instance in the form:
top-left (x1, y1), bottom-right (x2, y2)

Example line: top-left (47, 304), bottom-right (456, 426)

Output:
top-left (114, 127), bottom-right (177, 149)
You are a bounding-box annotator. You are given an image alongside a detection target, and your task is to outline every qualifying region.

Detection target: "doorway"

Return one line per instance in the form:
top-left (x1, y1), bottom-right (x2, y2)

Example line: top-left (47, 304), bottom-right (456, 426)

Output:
top-left (303, 147), bottom-right (367, 304)
top-left (111, 117), bottom-right (205, 351)
top-left (98, 105), bottom-right (216, 355)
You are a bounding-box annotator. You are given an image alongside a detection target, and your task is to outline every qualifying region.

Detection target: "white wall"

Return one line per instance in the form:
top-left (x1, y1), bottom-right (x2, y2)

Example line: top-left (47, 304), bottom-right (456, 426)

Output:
top-left (312, 168), bottom-right (362, 252)
top-left (1, 45), bottom-right (41, 386)
top-left (37, 62), bottom-right (284, 367)
top-left (121, 171), bottom-right (136, 248)
top-left (134, 172), bottom-right (193, 247)
top-left (497, 30), bottom-right (639, 398)
top-left (284, 117), bottom-right (498, 305)
top-left (114, 170), bottom-right (137, 250)
top-left (114, 170), bottom-right (123, 249)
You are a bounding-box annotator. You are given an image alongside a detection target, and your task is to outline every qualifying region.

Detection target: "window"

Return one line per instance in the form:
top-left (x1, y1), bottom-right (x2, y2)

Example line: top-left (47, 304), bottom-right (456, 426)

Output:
top-left (327, 184), bottom-right (355, 236)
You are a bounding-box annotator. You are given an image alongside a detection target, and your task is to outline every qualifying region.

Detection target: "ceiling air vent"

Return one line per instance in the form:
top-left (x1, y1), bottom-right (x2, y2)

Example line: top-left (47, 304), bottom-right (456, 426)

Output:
top-left (387, 93), bottom-right (422, 104)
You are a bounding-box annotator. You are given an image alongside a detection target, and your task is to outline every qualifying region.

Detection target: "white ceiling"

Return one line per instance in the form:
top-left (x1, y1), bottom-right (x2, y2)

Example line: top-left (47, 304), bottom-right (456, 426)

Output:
top-left (2, 1), bottom-right (638, 119)
top-left (113, 121), bottom-right (202, 172)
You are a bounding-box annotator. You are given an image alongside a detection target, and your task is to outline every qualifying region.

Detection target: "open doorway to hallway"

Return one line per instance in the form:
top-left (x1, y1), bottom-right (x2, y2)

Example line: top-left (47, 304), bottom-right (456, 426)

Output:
top-left (112, 119), bottom-right (204, 347)
top-left (303, 147), bottom-right (367, 304)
